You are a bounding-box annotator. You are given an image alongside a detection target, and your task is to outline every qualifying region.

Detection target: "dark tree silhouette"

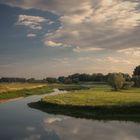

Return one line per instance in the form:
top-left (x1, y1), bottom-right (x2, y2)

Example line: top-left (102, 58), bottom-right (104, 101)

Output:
top-left (133, 65), bottom-right (140, 76)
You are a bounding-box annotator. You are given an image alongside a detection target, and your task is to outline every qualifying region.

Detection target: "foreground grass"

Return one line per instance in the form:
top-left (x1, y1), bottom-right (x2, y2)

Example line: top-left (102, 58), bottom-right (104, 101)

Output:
top-left (29, 85), bottom-right (140, 121)
top-left (0, 83), bottom-right (87, 100)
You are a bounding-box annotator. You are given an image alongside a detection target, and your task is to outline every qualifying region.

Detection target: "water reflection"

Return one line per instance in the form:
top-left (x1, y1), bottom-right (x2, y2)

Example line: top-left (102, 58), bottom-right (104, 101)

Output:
top-left (0, 90), bottom-right (140, 140)
top-left (43, 116), bottom-right (140, 140)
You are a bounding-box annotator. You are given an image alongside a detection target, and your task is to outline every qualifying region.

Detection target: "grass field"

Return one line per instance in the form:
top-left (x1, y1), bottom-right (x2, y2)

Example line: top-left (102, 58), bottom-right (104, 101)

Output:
top-left (29, 85), bottom-right (140, 120)
top-left (0, 83), bottom-right (46, 93)
top-left (0, 83), bottom-right (86, 101)
top-left (42, 85), bottom-right (140, 106)
top-left (0, 83), bottom-right (52, 101)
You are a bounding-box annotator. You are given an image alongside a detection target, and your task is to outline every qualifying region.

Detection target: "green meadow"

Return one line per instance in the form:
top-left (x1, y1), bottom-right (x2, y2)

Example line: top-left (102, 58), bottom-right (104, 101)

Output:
top-left (32, 85), bottom-right (140, 120)
top-left (42, 85), bottom-right (140, 106)
top-left (0, 83), bottom-right (86, 100)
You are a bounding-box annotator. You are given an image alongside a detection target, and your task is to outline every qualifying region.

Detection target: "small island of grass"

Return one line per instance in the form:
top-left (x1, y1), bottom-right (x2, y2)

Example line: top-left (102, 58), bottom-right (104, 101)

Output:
top-left (29, 85), bottom-right (140, 121)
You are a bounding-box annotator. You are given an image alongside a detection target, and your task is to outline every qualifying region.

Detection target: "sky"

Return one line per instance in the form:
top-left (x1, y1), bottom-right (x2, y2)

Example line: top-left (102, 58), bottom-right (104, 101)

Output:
top-left (0, 0), bottom-right (140, 78)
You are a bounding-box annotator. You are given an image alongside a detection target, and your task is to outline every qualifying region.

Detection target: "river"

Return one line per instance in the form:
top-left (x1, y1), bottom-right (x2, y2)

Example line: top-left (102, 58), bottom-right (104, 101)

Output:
top-left (0, 89), bottom-right (140, 140)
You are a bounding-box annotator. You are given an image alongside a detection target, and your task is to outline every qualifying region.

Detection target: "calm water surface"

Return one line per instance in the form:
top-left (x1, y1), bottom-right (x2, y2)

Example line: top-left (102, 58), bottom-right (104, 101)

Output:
top-left (0, 90), bottom-right (140, 140)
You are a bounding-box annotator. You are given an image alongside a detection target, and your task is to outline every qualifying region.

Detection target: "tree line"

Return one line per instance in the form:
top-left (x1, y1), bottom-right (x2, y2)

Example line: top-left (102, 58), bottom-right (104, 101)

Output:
top-left (1, 65), bottom-right (140, 90)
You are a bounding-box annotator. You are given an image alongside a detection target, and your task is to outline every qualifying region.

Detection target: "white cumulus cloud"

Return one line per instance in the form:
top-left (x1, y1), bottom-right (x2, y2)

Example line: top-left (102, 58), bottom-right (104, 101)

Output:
top-left (44, 40), bottom-right (70, 48)
top-left (73, 46), bottom-right (104, 53)
top-left (1, 0), bottom-right (140, 51)
top-left (27, 33), bottom-right (36, 37)
top-left (16, 15), bottom-right (47, 30)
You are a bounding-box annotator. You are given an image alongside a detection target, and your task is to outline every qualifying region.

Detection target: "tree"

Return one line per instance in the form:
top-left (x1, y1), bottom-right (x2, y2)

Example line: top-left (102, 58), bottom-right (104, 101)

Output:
top-left (63, 78), bottom-right (72, 84)
top-left (132, 65), bottom-right (140, 87)
top-left (94, 73), bottom-right (104, 82)
top-left (121, 73), bottom-right (131, 81)
top-left (46, 77), bottom-right (57, 83)
top-left (133, 65), bottom-right (140, 76)
top-left (58, 76), bottom-right (66, 83)
top-left (68, 73), bottom-right (80, 83)
top-left (132, 76), bottom-right (140, 87)
top-left (108, 73), bottom-right (125, 91)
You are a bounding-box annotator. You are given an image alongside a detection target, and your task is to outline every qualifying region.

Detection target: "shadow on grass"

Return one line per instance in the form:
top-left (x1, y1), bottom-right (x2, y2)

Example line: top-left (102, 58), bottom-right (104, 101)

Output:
top-left (28, 101), bottom-right (140, 123)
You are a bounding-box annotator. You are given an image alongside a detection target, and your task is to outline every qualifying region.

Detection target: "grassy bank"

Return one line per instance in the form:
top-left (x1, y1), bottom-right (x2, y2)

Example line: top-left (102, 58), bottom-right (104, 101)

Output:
top-left (0, 83), bottom-right (87, 101)
top-left (0, 84), bottom-right (52, 100)
top-left (30, 85), bottom-right (140, 121)
top-left (0, 83), bottom-right (47, 93)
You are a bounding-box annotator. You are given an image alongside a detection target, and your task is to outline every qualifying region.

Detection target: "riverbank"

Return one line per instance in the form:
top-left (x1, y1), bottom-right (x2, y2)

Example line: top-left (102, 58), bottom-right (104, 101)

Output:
top-left (0, 83), bottom-right (87, 102)
top-left (0, 97), bottom-right (23, 103)
top-left (30, 85), bottom-right (140, 121)
top-left (0, 83), bottom-right (47, 93)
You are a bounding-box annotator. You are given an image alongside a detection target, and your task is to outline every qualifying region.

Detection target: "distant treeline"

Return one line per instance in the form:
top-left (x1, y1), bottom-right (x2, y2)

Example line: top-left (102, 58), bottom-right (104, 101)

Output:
top-left (1, 65), bottom-right (140, 87)
top-left (0, 77), bottom-right (46, 83)
top-left (56, 73), bottom-right (131, 84)
top-left (0, 73), bottom-right (131, 84)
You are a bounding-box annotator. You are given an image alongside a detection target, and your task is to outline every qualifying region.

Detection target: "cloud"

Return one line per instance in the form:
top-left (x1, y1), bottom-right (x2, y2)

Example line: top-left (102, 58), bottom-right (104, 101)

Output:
top-left (41, 0), bottom-right (140, 50)
top-left (27, 33), bottom-right (36, 37)
top-left (43, 116), bottom-right (140, 140)
top-left (117, 48), bottom-right (140, 57)
top-left (16, 15), bottom-right (47, 30)
top-left (44, 40), bottom-right (70, 47)
top-left (106, 57), bottom-right (133, 65)
top-left (1, 0), bottom-right (140, 51)
top-left (44, 117), bottom-right (63, 124)
top-left (73, 46), bottom-right (104, 53)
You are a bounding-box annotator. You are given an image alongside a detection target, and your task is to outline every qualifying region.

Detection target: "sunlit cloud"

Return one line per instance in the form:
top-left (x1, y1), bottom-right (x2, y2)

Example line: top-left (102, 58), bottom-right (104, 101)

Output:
top-left (0, 0), bottom-right (140, 76)
top-left (44, 40), bottom-right (70, 48)
top-left (16, 15), bottom-right (47, 30)
top-left (42, 0), bottom-right (140, 51)
top-left (117, 48), bottom-right (140, 57)
top-left (2, 0), bottom-right (140, 51)
top-left (73, 46), bottom-right (104, 53)
top-left (27, 33), bottom-right (36, 38)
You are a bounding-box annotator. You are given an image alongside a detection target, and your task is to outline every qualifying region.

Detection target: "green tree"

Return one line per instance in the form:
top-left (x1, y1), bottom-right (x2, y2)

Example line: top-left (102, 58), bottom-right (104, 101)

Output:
top-left (46, 77), bottom-right (57, 83)
top-left (132, 76), bottom-right (140, 87)
top-left (132, 65), bottom-right (140, 87)
top-left (133, 65), bottom-right (140, 76)
top-left (108, 73), bottom-right (125, 91)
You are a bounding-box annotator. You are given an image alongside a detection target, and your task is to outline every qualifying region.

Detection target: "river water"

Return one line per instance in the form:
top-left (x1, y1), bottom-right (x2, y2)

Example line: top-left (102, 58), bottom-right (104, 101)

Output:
top-left (0, 89), bottom-right (140, 140)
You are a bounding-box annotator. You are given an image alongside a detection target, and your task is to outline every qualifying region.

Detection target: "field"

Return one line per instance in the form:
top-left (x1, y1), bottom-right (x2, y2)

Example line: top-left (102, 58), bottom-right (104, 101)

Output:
top-left (0, 83), bottom-right (86, 101)
top-left (0, 83), bottom-right (46, 93)
top-left (42, 85), bottom-right (140, 106)
top-left (29, 85), bottom-right (140, 121)
top-left (0, 83), bottom-right (51, 101)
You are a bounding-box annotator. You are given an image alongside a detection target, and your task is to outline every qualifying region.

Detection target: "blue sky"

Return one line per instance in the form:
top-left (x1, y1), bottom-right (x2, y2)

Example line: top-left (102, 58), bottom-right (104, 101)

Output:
top-left (0, 0), bottom-right (140, 78)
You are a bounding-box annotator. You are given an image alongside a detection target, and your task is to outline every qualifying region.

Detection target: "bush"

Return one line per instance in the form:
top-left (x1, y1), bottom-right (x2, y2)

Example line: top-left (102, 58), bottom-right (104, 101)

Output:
top-left (132, 76), bottom-right (140, 87)
top-left (122, 81), bottom-right (134, 89)
top-left (108, 73), bottom-right (125, 91)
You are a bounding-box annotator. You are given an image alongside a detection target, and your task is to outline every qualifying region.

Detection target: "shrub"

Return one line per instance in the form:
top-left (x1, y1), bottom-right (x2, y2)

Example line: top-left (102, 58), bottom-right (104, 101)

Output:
top-left (132, 76), bottom-right (140, 87)
top-left (108, 73), bottom-right (125, 91)
top-left (122, 81), bottom-right (134, 89)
